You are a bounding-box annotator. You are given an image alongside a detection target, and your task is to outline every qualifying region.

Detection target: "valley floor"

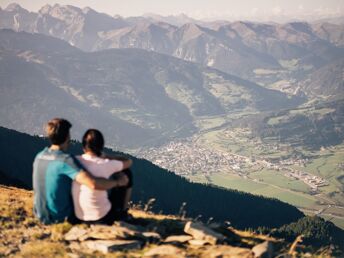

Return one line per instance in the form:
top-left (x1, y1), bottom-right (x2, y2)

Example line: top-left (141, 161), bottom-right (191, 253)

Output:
top-left (137, 117), bottom-right (344, 230)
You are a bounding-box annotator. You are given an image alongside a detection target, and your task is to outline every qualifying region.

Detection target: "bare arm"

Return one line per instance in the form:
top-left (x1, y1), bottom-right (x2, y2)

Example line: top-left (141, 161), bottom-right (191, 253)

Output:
top-left (75, 170), bottom-right (129, 190)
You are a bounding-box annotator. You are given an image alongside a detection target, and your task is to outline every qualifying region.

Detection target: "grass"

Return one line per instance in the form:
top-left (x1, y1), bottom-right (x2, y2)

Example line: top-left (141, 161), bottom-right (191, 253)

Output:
top-left (210, 173), bottom-right (268, 193)
top-left (3, 184), bottom-right (309, 257)
top-left (209, 172), bottom-right (318, 209)
top-left (19, 241), bottom-right (69, 258)
top-left (320, 215), bottom-right (344, 230)
top-left (250, 169), bottom-right (311, 193)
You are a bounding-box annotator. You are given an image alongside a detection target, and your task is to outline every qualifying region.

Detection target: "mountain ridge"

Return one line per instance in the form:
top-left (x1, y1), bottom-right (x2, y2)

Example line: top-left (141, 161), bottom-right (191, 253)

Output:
top-left (0, 29), bottom-right (302, 149)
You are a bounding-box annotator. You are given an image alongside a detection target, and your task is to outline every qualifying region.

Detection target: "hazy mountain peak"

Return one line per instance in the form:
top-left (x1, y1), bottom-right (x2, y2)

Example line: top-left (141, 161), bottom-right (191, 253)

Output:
top-left (180, 22), bottom-right (202, 32)
top-left (285, 21), bottom-right (313, 34)
top-left (38, 4), bottom-right (52, 14)
top-left (82, 6), bottom-right (94, 14)
top-left (5, 3), bottom-right (26, 12)
top-left (143, 12), bottom-right (199, 26)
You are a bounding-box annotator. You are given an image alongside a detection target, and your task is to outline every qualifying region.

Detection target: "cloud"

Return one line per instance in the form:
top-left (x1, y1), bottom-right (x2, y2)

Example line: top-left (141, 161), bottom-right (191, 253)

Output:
top-left (271, 6), bottom-right (283, 16)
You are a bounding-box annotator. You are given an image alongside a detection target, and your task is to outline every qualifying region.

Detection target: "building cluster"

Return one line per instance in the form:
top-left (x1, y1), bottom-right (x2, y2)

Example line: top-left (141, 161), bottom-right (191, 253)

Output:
top-left (139, 140), bottom-right (253, 176)
top-left (139, 139), bottom-right (328, 192)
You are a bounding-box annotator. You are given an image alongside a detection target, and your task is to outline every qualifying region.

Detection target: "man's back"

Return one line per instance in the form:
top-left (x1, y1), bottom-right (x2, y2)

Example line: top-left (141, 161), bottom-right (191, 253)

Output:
top-left (33, 147), bottom-right (81, 224)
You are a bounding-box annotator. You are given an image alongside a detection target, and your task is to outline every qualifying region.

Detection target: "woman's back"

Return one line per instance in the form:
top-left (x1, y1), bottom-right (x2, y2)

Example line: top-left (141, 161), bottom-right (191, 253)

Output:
top-left (72, 153), bottom-right (124, 221)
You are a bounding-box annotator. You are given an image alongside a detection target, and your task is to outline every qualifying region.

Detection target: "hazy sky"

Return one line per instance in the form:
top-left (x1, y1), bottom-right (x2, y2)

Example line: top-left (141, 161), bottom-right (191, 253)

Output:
top-left (1, 0), bottom-right (343, 21)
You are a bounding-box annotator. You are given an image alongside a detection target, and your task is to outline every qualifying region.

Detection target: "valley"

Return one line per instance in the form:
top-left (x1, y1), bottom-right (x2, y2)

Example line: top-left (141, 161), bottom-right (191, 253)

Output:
top-left (0, 2), bottom-right (343, 233)
top-left (137, 111), bottom-right (344, 229)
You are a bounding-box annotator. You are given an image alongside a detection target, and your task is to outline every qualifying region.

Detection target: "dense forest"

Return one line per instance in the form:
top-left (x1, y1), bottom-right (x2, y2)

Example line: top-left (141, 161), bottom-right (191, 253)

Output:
top-left (0, 126), bottom-right (303, 229)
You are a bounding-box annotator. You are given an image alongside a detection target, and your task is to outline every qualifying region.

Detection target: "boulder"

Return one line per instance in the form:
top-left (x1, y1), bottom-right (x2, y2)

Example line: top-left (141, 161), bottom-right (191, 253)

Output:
top-left (142, 232), bottom-right (162, 243)
top-left (252, 241), bottom-right (274, 258)
top-left (64, 227), bottom-right (88, 241)
top-left (184, 221), bottom-right (225, 245)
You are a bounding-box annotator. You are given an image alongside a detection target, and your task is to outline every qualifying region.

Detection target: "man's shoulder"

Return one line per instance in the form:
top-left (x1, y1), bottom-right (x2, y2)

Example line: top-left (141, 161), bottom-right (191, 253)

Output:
top-left (34, 148), bottom-right (80, 165)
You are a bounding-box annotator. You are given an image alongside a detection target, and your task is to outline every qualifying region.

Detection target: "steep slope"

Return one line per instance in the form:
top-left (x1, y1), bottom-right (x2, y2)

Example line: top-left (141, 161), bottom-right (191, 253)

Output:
top-left (300, 57), bottom-right (344, 99)
top-left (249, 99), bottom-right (344, 149)
top-left (0, 126), bottom-right (304, 229)
top-left (0, 29), bottom-right (300, 149)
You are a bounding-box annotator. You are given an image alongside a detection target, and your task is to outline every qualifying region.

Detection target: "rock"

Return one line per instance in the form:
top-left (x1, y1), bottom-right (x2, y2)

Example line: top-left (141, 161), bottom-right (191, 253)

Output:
top-left (142, 232), bottom-right (162, 243)
top-left (184, 221), bottom-right (225, 245)
top-left (87, 224), bottom-right (143, 240)
top-left (67, 253), bottom-right (81, 258)
top-left (82, 240), bottom-right (142, 253)
top-left (143, 244), bottom-right (186, 257)
top-left (64, 227), bottom-right (88, 241)
top-left (164, 235), bottom-right (193, 244)
top-left (115, 221), bottom-right (145, 232)
top-left (201, 245), bottom-right (254, 258)
top-left (252, 241), bottom-right (274, 258)
top-left (187, 239), bottom-right (209, 246)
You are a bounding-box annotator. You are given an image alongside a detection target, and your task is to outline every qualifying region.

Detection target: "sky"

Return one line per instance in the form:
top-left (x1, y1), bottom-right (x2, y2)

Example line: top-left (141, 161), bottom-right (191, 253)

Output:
top-left (0, 0), bottom-right (343, 21)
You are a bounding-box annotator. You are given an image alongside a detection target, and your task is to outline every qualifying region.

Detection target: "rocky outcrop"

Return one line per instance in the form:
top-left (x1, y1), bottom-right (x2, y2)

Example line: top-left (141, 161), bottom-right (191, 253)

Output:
top-left (64, 219), bottom-right (277, 256)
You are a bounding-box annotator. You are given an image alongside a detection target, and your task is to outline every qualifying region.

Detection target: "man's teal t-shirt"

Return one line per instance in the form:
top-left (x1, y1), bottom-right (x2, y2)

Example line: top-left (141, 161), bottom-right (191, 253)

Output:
top-left (33, 147), bottom-right (82, 224)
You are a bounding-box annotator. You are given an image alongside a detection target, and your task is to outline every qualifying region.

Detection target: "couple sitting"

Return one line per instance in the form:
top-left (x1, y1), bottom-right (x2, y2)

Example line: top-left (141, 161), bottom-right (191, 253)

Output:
top-left (33, 118), bottom-right (133, 225)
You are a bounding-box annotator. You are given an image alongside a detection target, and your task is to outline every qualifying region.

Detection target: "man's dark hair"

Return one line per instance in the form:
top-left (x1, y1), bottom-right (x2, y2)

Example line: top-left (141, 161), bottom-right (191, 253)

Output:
top-left (82, 129), bottom-right (104, 157)
top-left (45, 118), bottom-right (72, 145)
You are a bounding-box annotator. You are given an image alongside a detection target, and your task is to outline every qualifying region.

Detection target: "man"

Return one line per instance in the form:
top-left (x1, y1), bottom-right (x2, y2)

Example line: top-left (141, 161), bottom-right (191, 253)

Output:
top-left (33, 118), bottom-right (129, 224)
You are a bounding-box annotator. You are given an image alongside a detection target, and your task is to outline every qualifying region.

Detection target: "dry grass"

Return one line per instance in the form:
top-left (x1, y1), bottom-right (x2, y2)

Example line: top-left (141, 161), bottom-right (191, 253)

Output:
top-left (17, 241), bottom-right (69, 258)
top-left (0, 185), bottom-right (333, 257)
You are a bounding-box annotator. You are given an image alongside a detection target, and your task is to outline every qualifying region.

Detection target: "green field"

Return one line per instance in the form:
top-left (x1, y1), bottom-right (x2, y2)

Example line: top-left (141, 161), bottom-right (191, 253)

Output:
top-left (190, 123), bottom-right (344, 229)
top-left (209, 172), bottom-right (318, 209)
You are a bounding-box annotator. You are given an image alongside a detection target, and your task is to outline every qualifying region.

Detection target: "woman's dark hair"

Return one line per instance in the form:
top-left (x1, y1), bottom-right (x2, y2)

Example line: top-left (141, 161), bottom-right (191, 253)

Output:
top-left (82, 129), bottom-right (104, 157)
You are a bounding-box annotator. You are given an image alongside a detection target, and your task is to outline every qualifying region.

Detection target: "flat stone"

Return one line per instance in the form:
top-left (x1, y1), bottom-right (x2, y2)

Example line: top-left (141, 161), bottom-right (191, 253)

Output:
top-left (184, 221), bottom-right (225, 245)
top-left (87, 224), bottom-right (143, 240)
top-left (64, 227), bottom-right (88, 241)
top-left (82, 240), bottom-right (142, 254)
top-left (142, 232), bottom-right (162, 243)
top-left (201, 245), bottom-right (254, 258)
top-left (115, 221), bottom-right (145, 232)
top-left (187, 239), bottom-right (209, 246)
top-left (143, 245), bottom-right (186, 257)
top-left (252, 241), bottom-right (274, 258)
top-left (164, 235), bottom-right (193, 244)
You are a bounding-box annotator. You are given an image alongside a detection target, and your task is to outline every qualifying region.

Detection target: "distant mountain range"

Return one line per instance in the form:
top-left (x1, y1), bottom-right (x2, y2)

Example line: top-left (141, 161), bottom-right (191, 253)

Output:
top-left (0, 29), bottom-right (301, 149)
top-left (0, 3), bottom-right (343, 149)
top-left (1, 3), bottom-right (343, 95)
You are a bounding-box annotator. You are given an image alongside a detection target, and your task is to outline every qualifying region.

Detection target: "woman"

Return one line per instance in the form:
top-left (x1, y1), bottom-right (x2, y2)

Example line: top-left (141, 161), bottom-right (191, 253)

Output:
top-left (72, 129), bottom-right (133, 225)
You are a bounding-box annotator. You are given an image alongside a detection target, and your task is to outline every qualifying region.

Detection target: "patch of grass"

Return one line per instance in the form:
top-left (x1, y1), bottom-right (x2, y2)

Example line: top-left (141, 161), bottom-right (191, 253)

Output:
top-left (250, 169), bottom-right (311, 193)
top-left (210, 173), bottom-right (267, 193)
top-left (50, 221), bottom-right (73, 241)
top-left (19, 241), bottom-right (69, 258)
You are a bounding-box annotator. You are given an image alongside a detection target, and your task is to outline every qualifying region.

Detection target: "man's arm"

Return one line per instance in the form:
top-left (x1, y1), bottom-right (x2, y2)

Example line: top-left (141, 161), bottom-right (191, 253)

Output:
top-left (102, 154), bottom-right (133, 170)
top-left (75, 170), bottom-right (129, 190)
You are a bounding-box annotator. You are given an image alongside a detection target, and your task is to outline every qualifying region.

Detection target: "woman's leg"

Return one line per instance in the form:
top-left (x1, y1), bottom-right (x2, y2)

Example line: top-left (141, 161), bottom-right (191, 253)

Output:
top-left (108, 169), bottom-right (133, 219)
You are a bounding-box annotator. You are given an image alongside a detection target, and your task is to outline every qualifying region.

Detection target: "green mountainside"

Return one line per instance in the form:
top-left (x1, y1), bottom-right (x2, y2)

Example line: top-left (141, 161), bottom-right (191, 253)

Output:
top-left (0, 29), bottom-right (301, 150)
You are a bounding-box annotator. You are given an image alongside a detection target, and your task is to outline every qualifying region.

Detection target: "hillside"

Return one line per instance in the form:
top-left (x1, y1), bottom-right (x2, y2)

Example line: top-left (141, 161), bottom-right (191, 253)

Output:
top-left (0, 185), bottom-right (343, 257)
top-left (0, 29), bottom-right (301, 149)
top-left (0, 126), bottom-right (305, 229)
